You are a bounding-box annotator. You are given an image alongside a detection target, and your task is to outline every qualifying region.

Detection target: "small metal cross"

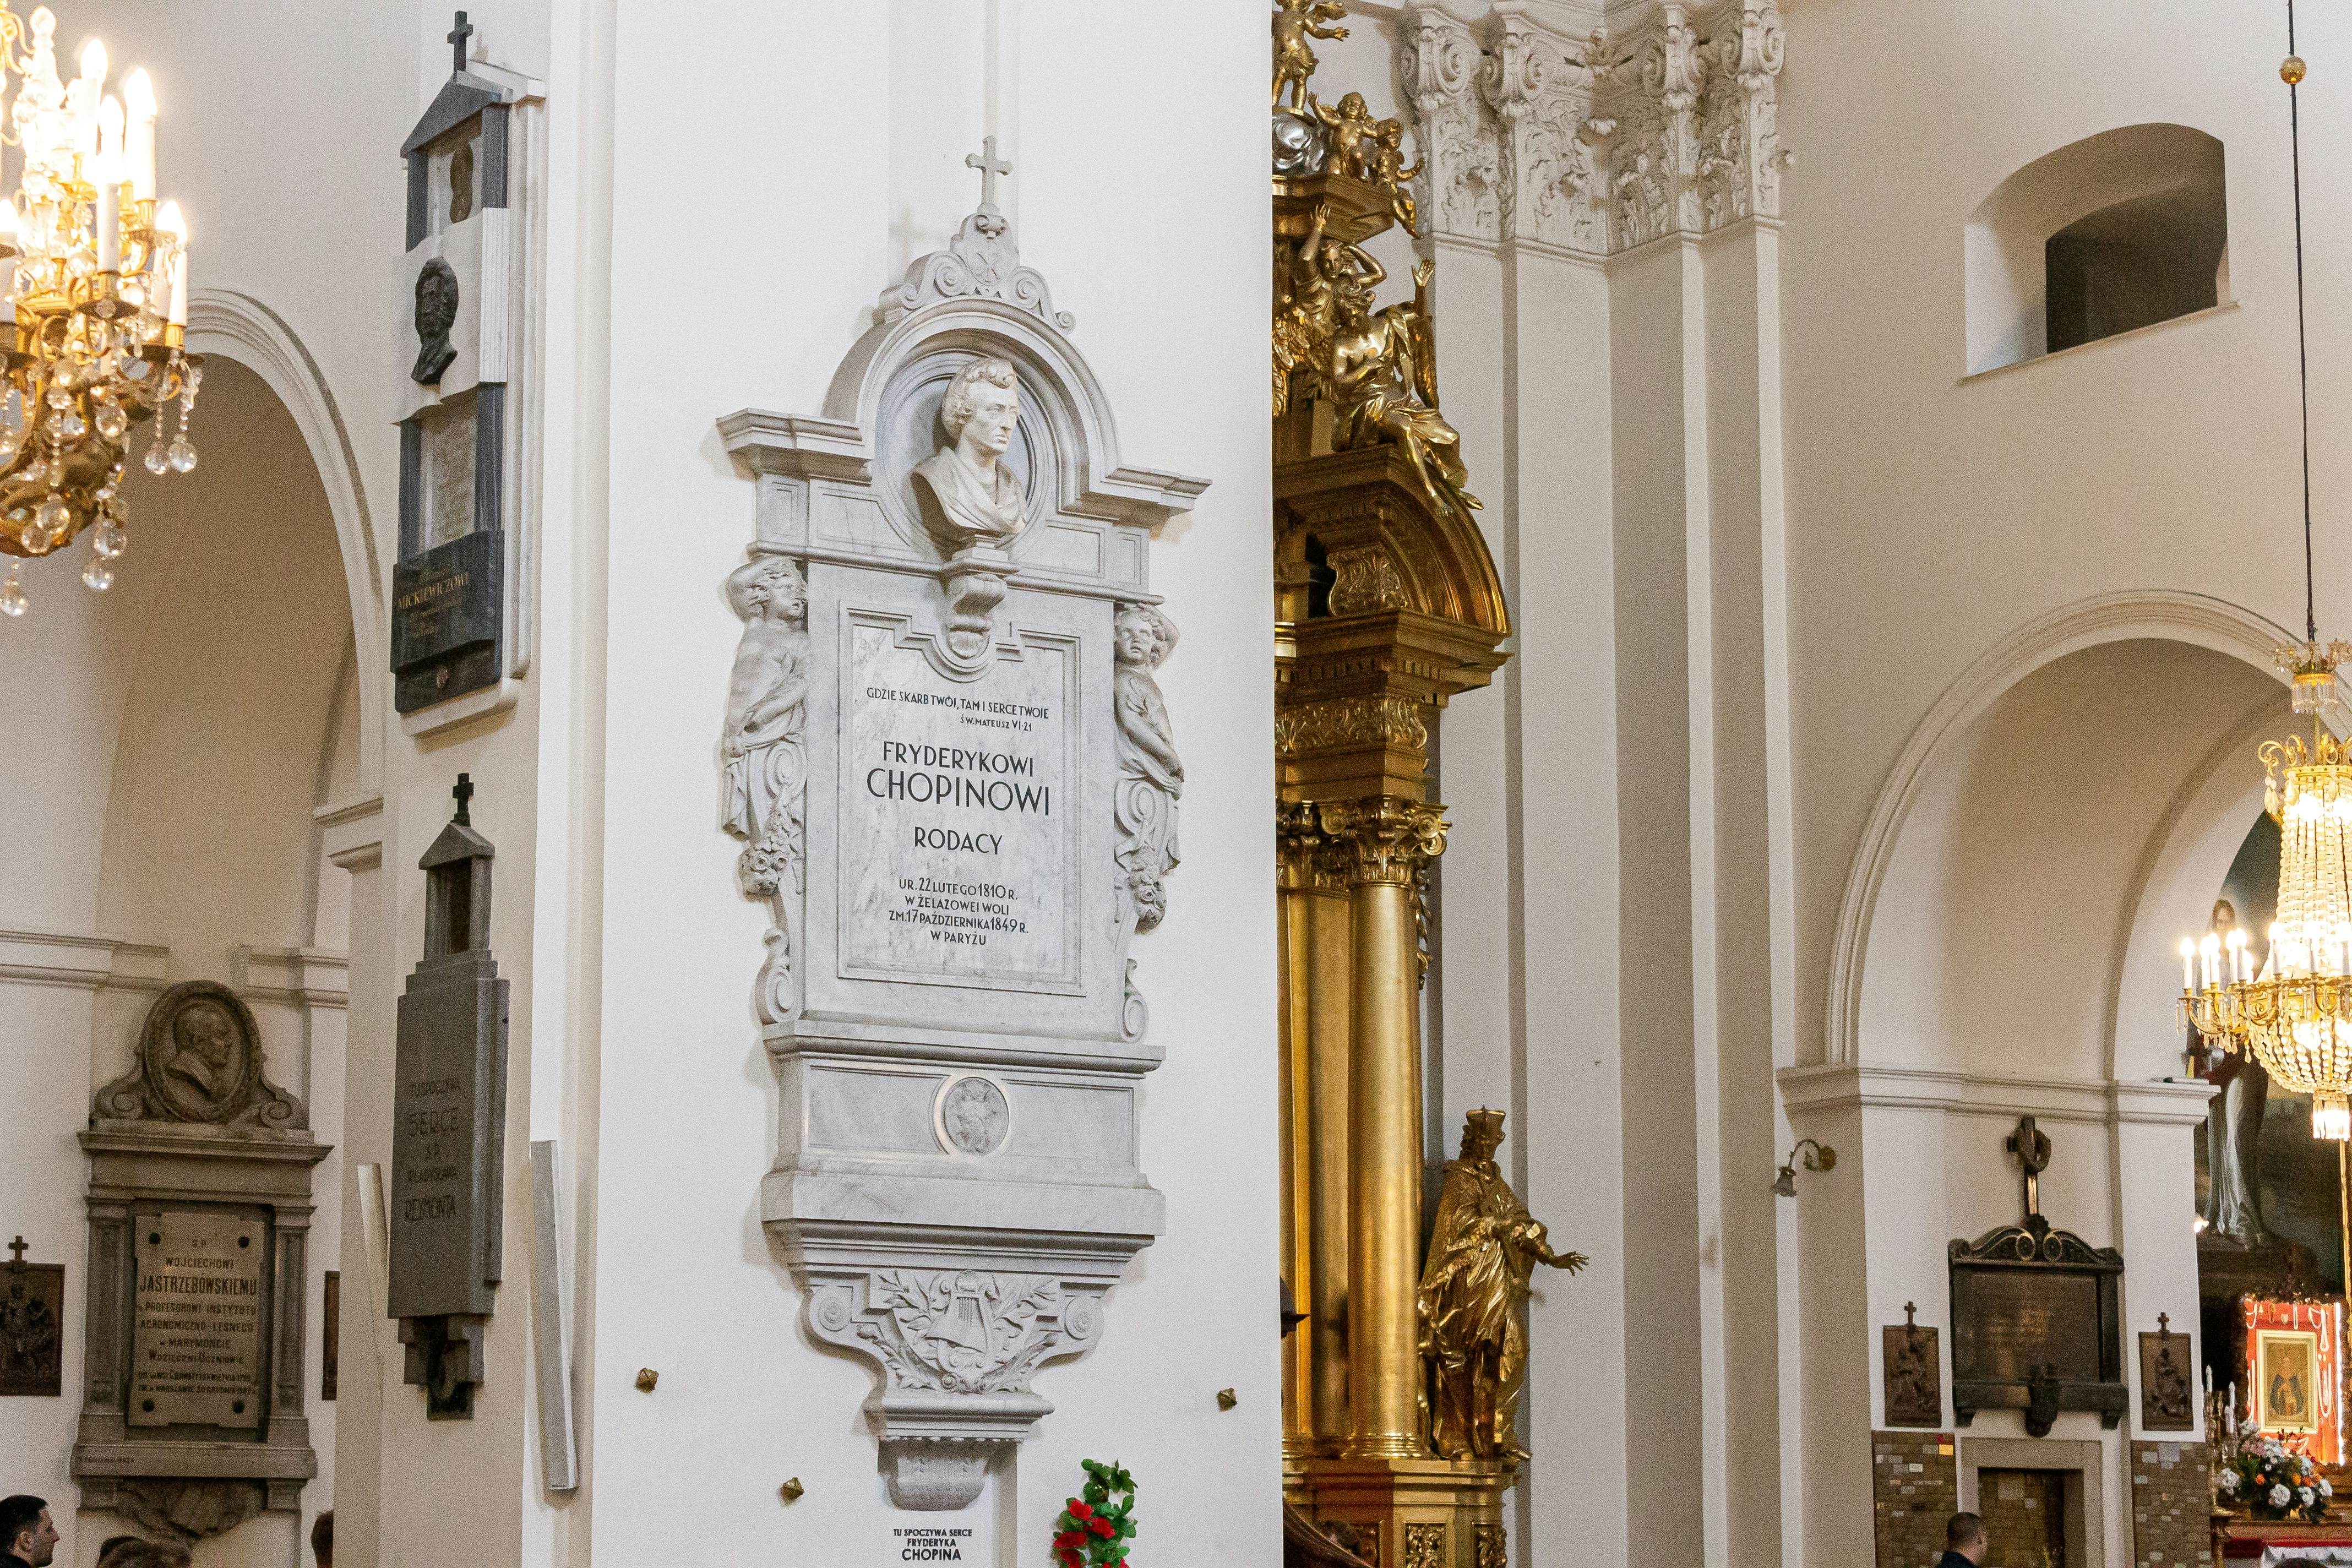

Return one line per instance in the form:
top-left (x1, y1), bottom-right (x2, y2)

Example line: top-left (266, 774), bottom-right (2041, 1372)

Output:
top-left (1903, 1301), bottom-right (1918, 1329)
top-left (453, 772), bottom-right (474, 826)
top-left (6, 1236), bottom-right (25, 1267)
top-left (448, 12), bottom-right (474, 75)
top-left (2007, 1114), bottom-right (2052, 1223)
top-left (2158, 1312), bottom-right (2173, 1338)
top-left (966, 135), bottom-right (1012, 210)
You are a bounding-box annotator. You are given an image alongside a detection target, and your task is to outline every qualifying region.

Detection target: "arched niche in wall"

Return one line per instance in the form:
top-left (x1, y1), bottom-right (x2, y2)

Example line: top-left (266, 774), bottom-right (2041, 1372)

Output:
top-left (1830, 592), bottom-right (2307, 1082)
top-left (97, 353), bottom-right (364, 982)
top-left (1965, 123), bottom-right (2229, 375)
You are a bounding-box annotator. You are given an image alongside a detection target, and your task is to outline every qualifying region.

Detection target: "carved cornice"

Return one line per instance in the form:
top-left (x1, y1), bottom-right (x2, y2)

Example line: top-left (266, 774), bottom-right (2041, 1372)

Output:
top-left (1398, 1), bottom-right (1788, 255)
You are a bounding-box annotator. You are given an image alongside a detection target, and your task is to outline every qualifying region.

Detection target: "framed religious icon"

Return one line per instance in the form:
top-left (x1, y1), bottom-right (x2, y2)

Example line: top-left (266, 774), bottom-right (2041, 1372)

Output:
top-left (2258, 1328), bottom-right (2323, 1435)
top-left (0, 1237), bottom-right (64, 1397)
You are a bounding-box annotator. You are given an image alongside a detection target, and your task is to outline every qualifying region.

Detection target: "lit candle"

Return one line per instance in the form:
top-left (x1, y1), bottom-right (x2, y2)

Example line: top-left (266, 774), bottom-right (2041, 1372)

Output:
top-left (74, 39), bottom-right (106, 159)
top-left (2203, 933), bottom-right (2222, 990)
top-left (121, 69), bottom-right (155, 204)
top-left (93, 96), bottom-right (119, 270)
top-left (155, 199), bottom-right (186, 324)
top-left (2182, 938), bottom-right (2197, 991)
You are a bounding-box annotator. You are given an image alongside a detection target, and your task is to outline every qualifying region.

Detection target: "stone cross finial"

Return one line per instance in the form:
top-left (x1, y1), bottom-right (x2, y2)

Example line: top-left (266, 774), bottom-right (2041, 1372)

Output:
top-left (1903, 1300), bottom-right (1917, 1329)
top-left (448, 11), bottom-right (473, 75)
top-left (2159, 1312), bottom-right (2173, 1337)
top-left (6, 1236), bottom-right (24, 1266)
top-left (453, 772), bottom-right (474, 826)
top-left (966, 135), bottom-right (1012, 210)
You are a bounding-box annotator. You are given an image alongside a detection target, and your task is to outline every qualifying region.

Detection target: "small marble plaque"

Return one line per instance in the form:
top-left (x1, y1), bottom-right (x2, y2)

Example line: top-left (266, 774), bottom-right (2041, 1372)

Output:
top-left (129, 1208), bottom-right (266, 1429)
top-left (839, 617), bottom-right (1075, 989)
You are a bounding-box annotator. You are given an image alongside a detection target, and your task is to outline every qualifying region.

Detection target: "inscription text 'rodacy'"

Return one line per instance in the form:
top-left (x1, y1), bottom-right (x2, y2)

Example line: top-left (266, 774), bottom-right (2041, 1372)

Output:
top-left (842, 623), bottom-right (1072, 987)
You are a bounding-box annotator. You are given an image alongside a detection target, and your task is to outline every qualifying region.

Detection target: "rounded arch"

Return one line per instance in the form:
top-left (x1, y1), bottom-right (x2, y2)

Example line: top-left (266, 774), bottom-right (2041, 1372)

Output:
top-left (1824, 590), bottom-right (2296, 1069)
top-left (184, 287), bottom-right (384, 793)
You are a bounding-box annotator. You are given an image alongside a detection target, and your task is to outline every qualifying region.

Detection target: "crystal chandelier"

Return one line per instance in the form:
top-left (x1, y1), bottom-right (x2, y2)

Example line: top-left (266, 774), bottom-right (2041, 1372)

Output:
top-left (0, 6), bottom-right (199, 619)
top-left (2185, 645), bottom-right (2352, 1140)
top-left (2180, 14), bottom-right (2352, 1142)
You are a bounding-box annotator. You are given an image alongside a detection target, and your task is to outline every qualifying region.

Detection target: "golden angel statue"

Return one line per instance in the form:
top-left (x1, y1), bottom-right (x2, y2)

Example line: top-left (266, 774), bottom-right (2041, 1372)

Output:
top-left (1417, 1108), bottom-right (1586, 1461)
top-left (1315, 227), bottom-right (1482, 522)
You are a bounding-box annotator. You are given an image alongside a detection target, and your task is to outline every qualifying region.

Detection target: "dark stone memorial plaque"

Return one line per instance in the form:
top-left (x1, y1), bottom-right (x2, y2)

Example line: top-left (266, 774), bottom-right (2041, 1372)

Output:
top-left (1948, 1117), bottom-right (2126, 1436)
top-left (129, 1207), bottom-right (268, 1428)
top-left (0, 1235), bottom-right (63, 1397)
top-left (388, 775), bottom-right (509, 1418)
top-left (391, 529), bottom-right (503, 714)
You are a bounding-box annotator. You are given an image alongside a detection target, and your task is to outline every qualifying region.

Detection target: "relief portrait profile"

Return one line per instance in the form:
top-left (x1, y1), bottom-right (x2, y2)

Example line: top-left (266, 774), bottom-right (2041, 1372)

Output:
top-left (412, 256), bottom-right (460, 385)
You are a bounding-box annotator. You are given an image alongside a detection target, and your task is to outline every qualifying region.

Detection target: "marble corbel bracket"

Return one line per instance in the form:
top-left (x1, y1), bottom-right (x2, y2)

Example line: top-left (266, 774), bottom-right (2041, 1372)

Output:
top-left (799, 1260), bottom-right (1111, 1510)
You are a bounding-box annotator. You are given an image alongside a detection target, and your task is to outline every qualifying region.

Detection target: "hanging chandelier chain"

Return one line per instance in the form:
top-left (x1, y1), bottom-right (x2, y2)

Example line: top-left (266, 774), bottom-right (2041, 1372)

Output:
top-left (2290, 0), bottom-right (2318, 642)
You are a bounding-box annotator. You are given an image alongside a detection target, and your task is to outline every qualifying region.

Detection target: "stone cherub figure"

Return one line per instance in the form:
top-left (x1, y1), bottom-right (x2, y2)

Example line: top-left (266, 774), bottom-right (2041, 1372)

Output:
top-left (721, 555), bottom-right (810, 1023)
top-left (1306, 215), bottom-right (1482, 522)
top-left (412, 257), bottom-right (460, 385)
top-left (1272, 0), bottom-right (1347, 111)
top-left (912, 357), bottom-right (1026, 552)
top-left (1112, 603), bottom-right (1183, 933)
top-left (1417, 1108), bottom-right (1586, 1461)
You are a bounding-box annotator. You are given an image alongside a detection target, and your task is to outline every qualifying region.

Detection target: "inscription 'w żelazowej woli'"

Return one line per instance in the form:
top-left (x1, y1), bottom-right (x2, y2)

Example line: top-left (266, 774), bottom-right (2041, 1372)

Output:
top-left (129, 1208), bottom-right (265, 1429)
top-left (842, 622), bottom-right (1073, 987)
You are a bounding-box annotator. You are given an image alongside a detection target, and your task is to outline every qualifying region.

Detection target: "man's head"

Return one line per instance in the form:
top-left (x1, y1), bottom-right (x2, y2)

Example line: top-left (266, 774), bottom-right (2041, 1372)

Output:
top-left (310, 1509), bottom-right (333, 1568)
top-left (940, 358), bottom-right (1020, 462)
top-left (0, 1497), bottom-right (55, 1567)
top-left (174, 1001), bottom-right (236, 1069)
top-left (1945, 1511), bottom-right (1986, 1563)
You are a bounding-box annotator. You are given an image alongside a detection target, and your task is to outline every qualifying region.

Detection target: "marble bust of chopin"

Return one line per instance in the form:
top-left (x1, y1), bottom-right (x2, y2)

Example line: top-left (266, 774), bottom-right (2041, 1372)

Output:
top-left (912, 357), bottom-right (1026, 550)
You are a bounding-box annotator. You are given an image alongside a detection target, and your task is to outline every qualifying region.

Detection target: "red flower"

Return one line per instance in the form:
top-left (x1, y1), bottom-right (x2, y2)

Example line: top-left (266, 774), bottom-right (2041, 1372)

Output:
top-left (1091, 1517), bottom-right (1116, 1538)
top-left (1054, 1532), bottom-right (1084, 1549)
top-left (1069, 1501), bottom-right (1094, 1521)
top-left (1057, 1551), bottom-right (1081, 1568)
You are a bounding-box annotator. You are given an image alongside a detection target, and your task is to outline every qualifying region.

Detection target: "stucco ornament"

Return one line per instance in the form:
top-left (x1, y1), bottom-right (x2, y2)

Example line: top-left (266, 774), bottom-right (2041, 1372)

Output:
top-left (1398, 1), bottom-right (1789, 254)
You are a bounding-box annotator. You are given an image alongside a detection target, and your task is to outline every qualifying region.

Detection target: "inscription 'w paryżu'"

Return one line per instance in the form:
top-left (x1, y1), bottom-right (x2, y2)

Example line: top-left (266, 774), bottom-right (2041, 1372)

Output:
top-left (843, 624), bottom-right (1070, 984)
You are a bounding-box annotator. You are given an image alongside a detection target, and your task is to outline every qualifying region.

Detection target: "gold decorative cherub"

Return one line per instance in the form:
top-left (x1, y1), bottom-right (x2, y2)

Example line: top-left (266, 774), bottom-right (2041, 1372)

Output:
top-left (1273, 0), bottom-right (1348, 112)
top-left (1313, 90), bottom-right (1384, 181)
top-left (1417, 1109), bottom-right (1585, 1462)
top-left (1371, 118), bottom-right (1422, 237)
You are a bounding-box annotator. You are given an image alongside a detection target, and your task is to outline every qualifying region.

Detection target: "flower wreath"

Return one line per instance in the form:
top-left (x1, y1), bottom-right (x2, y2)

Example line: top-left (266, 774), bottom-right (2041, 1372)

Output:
top-left (1052, 1458), bottom-right (1137, 1567)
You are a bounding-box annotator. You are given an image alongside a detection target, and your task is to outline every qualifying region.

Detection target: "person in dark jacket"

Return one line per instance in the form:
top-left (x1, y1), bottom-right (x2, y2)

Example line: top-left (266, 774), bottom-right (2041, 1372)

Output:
top-left (0, 1498), bottom-right (55, 1568)
top-left (1938, 1511), bottom-right (1986, 1568)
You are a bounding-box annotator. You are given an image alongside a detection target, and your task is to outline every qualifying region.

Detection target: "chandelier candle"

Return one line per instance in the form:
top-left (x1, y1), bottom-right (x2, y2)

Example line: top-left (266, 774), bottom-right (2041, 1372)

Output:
top-left (0, 4), bottom-right (200, 619)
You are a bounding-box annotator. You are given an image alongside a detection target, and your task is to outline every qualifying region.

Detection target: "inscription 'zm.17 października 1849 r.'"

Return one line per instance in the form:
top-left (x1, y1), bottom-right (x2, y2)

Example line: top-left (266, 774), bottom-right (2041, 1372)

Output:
top-left (715, 146), bottom-right (1206, 1511)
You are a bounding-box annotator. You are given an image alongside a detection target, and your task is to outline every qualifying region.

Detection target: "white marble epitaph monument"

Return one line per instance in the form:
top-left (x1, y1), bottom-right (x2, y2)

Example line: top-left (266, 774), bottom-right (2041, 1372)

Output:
top-left (716, 166), bottom-right (1205, 1510)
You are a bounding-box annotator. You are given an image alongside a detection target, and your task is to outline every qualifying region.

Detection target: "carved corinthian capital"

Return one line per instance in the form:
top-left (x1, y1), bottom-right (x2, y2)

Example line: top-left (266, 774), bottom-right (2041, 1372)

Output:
top-left (1394, 1), bottom-right (1789, 255)
top-left (1318, 797), bottom-right (1450, 886)
top-left (1401, 8), bottom-right (1501, 242)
